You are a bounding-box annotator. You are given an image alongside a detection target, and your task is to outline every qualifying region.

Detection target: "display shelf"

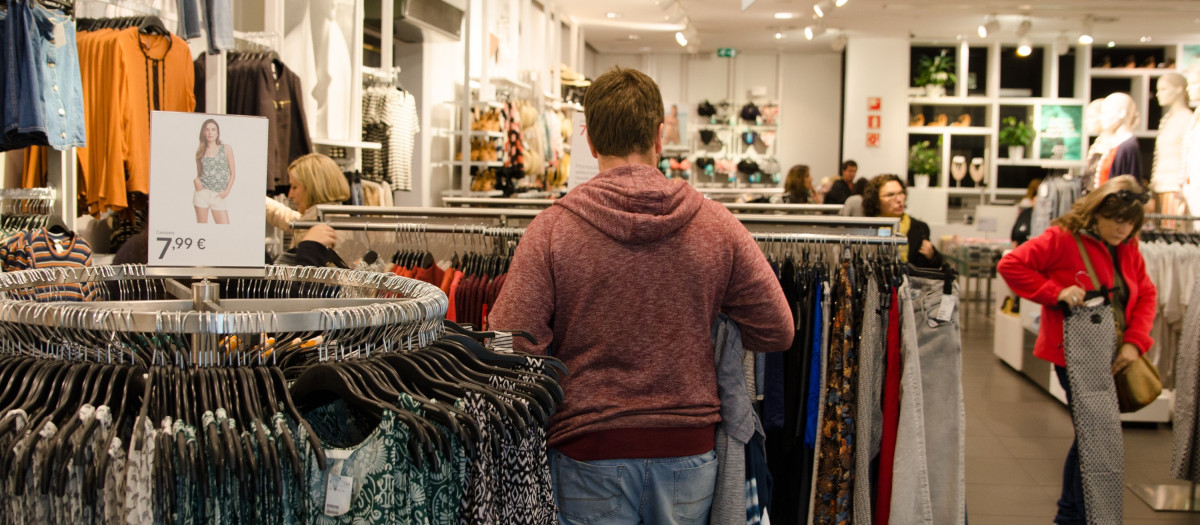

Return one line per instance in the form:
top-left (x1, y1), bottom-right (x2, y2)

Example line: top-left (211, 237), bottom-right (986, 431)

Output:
top-left (908, 126), bottom-right (993, 136)
top-left (312, 138), bottom-right (382, 150)
top-left (994, 158), bottom-right (1087, 168)
top-left (908, 96), bottom-right (991, 105)
top-left (1088, 68), bottom-right (1174, 78)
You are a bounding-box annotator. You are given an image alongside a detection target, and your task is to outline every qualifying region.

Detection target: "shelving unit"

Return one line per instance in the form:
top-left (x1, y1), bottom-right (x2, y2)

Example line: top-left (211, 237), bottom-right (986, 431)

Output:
top-left (903, 40), bottom-right (1191, 206)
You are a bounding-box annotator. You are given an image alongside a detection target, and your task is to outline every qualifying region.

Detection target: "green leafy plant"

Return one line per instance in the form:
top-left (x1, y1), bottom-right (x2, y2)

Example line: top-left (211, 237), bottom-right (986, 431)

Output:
top-left (914, 50), bottom-right (957, 87)
top-left (908, 139), bottom-right (940, 175)
top-left (999, 116), bottom-right (1036, 147)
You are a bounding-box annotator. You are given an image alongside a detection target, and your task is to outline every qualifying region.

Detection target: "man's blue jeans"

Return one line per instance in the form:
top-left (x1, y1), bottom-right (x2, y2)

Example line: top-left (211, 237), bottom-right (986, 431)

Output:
top-left (550, 449), bottom-right (718, 524)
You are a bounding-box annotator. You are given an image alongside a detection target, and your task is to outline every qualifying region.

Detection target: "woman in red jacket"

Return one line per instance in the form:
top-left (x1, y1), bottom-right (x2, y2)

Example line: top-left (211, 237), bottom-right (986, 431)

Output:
top-left (997, 174), bottom-right (1156, 525)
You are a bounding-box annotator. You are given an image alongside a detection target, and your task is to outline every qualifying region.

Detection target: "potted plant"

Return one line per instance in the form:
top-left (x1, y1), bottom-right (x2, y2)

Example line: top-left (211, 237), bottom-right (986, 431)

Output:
top-left (999, 117), bottom-right (1035, 159)
top-left (908, 139), bottom-right (941, 187)
top-left (914, 50), bottom-right (957, 97)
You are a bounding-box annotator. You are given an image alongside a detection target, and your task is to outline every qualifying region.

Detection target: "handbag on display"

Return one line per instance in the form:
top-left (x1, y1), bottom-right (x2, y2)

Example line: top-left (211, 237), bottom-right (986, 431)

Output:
top-left (1072, 233), bottom-right (1162, 413)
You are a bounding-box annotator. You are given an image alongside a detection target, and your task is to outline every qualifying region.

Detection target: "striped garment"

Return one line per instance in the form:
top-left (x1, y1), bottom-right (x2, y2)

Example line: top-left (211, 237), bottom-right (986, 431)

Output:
top-left (0, 228), bottom-right (97, 301)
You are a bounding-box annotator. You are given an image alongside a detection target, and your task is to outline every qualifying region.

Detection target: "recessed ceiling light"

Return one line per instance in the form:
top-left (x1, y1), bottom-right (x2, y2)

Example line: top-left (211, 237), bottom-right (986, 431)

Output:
top-left (627, 34), bottom-right (639, 40)
top-left (775, 32), bottom-right (784, 39)
top-left (1140, 36), bottom-right (1151, 42)
top-left (606, 12), bottom-right (621, 19)
top-left (774, 12), bottom-right (794, 19)
top-left (835, 0), bottom-right (849, 6)
top-left (1107, 41), bottom-right (1116, 47)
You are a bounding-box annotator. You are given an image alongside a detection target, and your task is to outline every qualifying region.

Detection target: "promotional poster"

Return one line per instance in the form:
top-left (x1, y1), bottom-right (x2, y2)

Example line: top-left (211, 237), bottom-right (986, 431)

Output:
top-left (147, 111), bottom-right (269, 267)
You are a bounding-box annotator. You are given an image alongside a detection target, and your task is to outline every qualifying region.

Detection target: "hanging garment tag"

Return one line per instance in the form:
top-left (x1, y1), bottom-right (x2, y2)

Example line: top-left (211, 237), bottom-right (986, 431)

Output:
top-left (53, 23), bottom-right (66, 48)
top-left (935, 294), bottom-right (957, 322)
top-left (324, 450), bottom-right (354, 517)
top-left (324, 474), bottom-right (354, 516)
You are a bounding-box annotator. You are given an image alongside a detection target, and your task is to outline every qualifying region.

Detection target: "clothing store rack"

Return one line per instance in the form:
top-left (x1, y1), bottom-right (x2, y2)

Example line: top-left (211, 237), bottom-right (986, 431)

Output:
top-left (0, 188), bottom-right (57, 235)
top-left (290, 220), bottom-right (524, 238)
top-left (363, 66), bottom-right (403, 86)
top-left (441, 197), bottom-right (843, 215)
top-left (314, 205), bottom-right (901, 235)
top-left (750, 232), bottom-right (908, 245)
top-left (0, 263), bottom-right (447, 341)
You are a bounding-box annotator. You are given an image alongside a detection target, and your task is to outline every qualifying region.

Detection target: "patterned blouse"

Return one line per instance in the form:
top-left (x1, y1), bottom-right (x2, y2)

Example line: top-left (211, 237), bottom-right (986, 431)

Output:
top-left (199, 144), bottom-right (231, 192)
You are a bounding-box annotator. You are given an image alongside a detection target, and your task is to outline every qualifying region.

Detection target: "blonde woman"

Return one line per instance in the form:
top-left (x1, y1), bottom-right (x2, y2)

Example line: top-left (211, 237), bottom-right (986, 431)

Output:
top-left (194, 119), bottom-right (236, 224)
top-left (265, 153), bottom-right (352, 264)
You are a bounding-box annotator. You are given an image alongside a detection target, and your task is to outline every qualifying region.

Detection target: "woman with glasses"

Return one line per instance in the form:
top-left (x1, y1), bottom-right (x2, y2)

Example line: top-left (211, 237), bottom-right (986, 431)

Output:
top-left (996, 175), bottom-right (1156, 525)
top-left (863, 174), bottom-right (942, 268)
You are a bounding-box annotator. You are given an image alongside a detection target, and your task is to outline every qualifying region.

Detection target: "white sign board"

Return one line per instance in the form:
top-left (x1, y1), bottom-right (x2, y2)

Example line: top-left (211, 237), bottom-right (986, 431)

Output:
top-left (147, 111), bottom-right (268, 267)
top-left (567, 111), bottom-right (600, 190)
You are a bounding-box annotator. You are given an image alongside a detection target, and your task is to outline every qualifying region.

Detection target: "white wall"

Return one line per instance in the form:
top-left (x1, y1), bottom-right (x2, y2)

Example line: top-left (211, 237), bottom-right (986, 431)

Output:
top-left (842, 36), bottom-right (909, 178)
top-left (780, 53), bottom-right (843, 183)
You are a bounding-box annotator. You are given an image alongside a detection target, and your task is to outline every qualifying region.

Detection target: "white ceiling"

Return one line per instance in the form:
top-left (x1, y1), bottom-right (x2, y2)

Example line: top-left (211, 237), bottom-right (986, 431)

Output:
top-left (560, 0), bottom-right (1200, 56)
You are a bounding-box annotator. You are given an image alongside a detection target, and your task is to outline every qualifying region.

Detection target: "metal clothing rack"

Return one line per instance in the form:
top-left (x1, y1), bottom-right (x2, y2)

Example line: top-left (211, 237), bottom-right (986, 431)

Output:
top-left (291, 220), bottom-right (524, 238)
top-left (0, 264), bottom-right (448, 360)
top-left (751, 232), bottom-right (907, 246)
top-left (440, 197), bottom-right (843, 215)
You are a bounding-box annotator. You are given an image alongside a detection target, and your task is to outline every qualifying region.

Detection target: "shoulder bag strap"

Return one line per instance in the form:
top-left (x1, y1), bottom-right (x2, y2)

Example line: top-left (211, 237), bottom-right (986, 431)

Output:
top-left (1071, 233), bottom-right (1101, 289)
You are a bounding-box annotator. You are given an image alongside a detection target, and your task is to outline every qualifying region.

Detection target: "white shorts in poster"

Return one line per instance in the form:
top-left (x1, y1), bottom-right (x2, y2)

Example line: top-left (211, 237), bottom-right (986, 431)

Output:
top-left (147, 111), bottom-right (268, 267)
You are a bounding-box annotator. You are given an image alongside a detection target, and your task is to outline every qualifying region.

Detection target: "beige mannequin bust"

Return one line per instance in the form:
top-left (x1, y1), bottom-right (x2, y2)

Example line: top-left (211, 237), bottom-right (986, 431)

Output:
top-left (1151, 73), bottom-right (1192, 217)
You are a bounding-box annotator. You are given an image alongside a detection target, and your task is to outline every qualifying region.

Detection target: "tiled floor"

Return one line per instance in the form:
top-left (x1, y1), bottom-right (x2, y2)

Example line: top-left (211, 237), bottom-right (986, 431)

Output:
top-left (962, 300), bottom-right (1199, 523)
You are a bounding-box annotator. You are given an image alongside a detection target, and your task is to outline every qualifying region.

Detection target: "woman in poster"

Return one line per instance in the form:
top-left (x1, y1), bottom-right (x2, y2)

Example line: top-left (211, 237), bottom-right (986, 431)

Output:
top-left (193, 119), bottom-right (237, 224)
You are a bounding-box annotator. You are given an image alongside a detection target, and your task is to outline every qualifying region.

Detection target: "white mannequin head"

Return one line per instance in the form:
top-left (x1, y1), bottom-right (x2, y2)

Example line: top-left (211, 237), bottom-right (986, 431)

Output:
top-left (1187, 65), bottom-right (1200, 105)
top-left (1100, 92), bottom-right (1138, 134)
top-left (1156, 73), bottom-right (1189, 108)
top-left (1084, 98), bottom-right (1105, 136)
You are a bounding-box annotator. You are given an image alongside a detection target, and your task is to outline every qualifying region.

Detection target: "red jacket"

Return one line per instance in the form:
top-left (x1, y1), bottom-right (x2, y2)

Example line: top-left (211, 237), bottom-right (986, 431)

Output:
top-left (997, 225), bottom-right (1156, 367)
top-left (488, 163), bottom-right (793, 455)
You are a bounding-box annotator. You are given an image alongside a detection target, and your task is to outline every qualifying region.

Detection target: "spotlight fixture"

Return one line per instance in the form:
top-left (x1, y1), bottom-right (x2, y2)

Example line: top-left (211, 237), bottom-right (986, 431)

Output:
top-left (1016, 18), bottom-right (1031, 38)
top-left (813, 0), bottom-right (833, 18)
top-left (1079, 15), bottom-right (1093, 45)
top-left (1107, 41), bottom-right (1116, 47)
top-left (1140, 36), bottom-right (1152, 43)
top-left (774, 12), bottom-right (794, 19)
top-left (775, 32), bottom-right (784, 39)
top-left (675, 31), bottom-right (688, 46)
top-left (835, 0), bottom-right (849, 6)
top-left (978, 15), bottom-right (999, 38)
top-left (1017, 38), bottom-right (1032, 57)
top-left (804, 23), bottom-right (826, 40)
top-left (605, 12), bottom-right (621, 19)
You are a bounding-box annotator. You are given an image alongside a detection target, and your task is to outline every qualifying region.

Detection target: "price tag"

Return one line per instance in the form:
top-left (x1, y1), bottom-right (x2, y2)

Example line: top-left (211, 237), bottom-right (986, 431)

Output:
top-left (324, 473), bottom-right (354, 516)
top-left (323, 449), bottom-right (355, 516)
top-left (935, 294), bottom-right (958, 322)
top-left (147, 111), bottom-right (268, 267)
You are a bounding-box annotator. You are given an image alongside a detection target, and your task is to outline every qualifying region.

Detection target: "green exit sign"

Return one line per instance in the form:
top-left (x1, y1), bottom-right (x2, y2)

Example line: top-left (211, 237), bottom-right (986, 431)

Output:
top-left (717, 48), bottom-right (738, 58)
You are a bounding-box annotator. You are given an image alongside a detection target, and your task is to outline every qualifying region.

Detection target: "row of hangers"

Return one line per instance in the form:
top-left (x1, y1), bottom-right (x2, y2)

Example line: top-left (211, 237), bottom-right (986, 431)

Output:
top-left (76, 15), bottom-right (169, 36)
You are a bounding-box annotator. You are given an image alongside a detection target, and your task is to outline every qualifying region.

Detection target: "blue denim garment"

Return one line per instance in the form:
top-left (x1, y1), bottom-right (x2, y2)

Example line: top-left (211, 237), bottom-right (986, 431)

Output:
top-left (550, 449), bottom-right (718, 525)
top-left (205, 0), bottom-right (234, 51)
top-left (2, 0), bottom-right (86, 151)
top-left (176, 0), bottom-right (202, 39)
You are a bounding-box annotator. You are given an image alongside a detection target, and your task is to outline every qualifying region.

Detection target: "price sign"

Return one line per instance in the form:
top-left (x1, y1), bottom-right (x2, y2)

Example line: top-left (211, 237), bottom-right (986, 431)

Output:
top-left (147, 111), bottom-right (268, 267)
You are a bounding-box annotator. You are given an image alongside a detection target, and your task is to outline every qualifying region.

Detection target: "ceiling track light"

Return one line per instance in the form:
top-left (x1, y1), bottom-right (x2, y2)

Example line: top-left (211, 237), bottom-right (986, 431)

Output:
top-left (1017, 37), bottom-right (1032, 57)
top-left (1079, 15), bottom-right (1094, 45)
top-left (675, 30), bottom-right (688, 47)
top-left (813, 0), bottom-right (833, 18)
top-left (1016, 18), bottom-right (1031, 38)
top-left (804, 23), bottom-right (826, 40)
top-left (834, 0), bottom-right (849, 6)
top-left (978, 15), bottom-right (999, 38)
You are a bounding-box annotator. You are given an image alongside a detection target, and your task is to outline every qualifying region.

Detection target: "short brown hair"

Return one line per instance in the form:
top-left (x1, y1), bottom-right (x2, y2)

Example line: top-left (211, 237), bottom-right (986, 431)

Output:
top-left (583, 67), bottom-right (664, 157)
top-left (1053, 175), bottom-right (1147, 240)
top-left (784, 165), bottom-right (811, 203)
top-left (288, 153), bottom-right (350, 207)
top-left (862, 174), bottom-right (905, 217)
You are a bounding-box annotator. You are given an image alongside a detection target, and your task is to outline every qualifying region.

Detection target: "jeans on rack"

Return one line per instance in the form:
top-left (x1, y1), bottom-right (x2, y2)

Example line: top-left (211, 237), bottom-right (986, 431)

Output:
top-left (890, 275), bottom-right (966, 525)
top-left (204, 0), bottom-right (234, 52)
top-left (550, 450), bottom-right (718, 525)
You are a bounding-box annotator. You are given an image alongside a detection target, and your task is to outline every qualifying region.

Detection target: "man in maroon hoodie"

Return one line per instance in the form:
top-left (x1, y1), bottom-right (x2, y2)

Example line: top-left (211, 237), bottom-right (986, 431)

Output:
top-left (489, 67), bottom-right (793, 524)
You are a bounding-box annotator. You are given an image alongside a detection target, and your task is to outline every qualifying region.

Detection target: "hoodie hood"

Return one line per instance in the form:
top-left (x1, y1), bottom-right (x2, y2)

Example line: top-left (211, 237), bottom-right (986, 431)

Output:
top-left (556, 164), bottom-right (705, 244)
